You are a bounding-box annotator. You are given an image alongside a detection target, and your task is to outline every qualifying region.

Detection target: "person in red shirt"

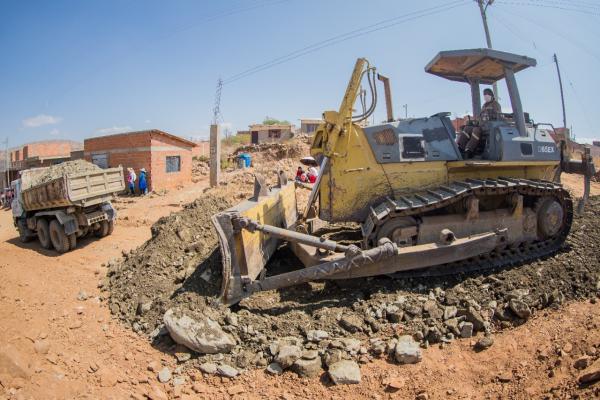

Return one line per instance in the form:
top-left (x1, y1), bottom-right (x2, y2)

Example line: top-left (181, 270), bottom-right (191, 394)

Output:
top-left (295, 167), bottom-right (304, 181)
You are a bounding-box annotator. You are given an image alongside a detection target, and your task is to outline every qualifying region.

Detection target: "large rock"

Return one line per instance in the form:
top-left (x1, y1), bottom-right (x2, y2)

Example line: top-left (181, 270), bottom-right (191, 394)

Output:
top-left (217, 364), bottom-right (239, 378)
top-left (292, 356), bottom-right (322, 378)
top-left (465, 307), bottom-right (486, 332)
top-left (578, 358), bottom-right (600, 384)
top-left (163, 309), bottom-right (235, 354)
top-left (509, 299), bottom-right (531, 320)
top-left (306, 330), bottom-right (329, 342)
top-left (339, 314), bottom-right (364, 333)
top-left (275, 345), bottom-right (302, 369)
top-left (328, 360), bottom-right (361, 385)
top-left (423, 300), bottom-right (443, 319)
top-left (394, 335), bottom-right (422, 364)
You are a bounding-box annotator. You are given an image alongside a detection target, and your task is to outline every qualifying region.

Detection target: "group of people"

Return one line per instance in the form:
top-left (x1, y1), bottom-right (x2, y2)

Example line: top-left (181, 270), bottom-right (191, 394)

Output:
top-left (1, 188), bottom-right (14, 209)
top-left (126, 167), bottom-right (148, 196)
top-left (295, 165), bottom-right (319, 183)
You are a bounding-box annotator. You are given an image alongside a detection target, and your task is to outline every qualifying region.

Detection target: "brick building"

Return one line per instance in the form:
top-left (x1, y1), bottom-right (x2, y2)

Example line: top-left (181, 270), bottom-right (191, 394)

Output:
top-left (248, 123), bottom-right (295, 144)
top-left (84, 129), bottom-right (196, 191)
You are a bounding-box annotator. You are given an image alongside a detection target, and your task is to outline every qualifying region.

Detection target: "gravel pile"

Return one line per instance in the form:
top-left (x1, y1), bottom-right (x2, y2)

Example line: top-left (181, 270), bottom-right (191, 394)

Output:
top-left (23, 160), bottom-right (102, 190)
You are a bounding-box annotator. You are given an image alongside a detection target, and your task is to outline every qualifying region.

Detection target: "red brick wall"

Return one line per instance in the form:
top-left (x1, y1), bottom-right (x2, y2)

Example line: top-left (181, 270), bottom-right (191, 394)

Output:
top-left (23, 141), bottom-right (77, 159)
top-left (149, 132), bottom-right (192, 191)
top-left (84, 131), bottom-right (192, 192)
top-left (85, 132), bottom-right (151, 192)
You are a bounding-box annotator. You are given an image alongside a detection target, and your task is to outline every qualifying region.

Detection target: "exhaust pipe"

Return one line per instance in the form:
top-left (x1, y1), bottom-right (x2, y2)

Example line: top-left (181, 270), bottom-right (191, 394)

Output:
top-left (377, 74), bottom-right (394, 122)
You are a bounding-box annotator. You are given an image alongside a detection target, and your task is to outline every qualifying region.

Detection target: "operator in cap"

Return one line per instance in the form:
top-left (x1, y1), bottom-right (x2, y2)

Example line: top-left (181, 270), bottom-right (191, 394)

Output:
top-left (456, 88), bottom-right (502, 158)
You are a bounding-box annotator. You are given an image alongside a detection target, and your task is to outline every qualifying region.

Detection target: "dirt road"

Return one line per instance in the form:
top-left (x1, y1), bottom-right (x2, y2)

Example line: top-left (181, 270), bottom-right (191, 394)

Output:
top-left (0, 176), bottom-right (599, 399)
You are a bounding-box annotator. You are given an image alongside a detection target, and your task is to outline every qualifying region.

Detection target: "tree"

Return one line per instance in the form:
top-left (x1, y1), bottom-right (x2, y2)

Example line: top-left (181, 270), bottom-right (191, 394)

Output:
top-left (263, 116), bottom-right (290, 125)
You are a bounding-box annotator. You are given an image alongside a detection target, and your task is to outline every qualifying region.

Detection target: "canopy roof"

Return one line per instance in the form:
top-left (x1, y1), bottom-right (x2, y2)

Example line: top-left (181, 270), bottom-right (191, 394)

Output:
top-left (425, 48), bottom-right (537, 84)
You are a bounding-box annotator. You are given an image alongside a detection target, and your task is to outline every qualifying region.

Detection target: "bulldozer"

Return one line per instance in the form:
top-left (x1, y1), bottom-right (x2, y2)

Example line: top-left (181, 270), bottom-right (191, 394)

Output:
top-left (213, 48), bottom-right (595, 306)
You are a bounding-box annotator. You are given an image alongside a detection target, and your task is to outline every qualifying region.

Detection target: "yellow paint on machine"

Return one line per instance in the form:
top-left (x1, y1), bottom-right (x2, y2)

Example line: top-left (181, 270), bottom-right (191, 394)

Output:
top-left (317, 123), bottom-right (559, 223)
top-left (230, 182), bottom-right (298, 281)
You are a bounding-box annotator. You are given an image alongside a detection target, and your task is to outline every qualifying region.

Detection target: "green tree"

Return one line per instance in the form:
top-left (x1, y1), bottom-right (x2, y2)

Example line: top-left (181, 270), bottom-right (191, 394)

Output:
top-left (263, 116), bottom-right (290, 125)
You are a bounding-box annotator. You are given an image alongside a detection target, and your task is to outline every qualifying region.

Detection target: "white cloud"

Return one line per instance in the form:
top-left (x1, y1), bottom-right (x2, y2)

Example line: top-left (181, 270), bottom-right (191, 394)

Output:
top-left (49, 129), bottom-right (60, 136)
top-left (96, 126), bottom-right (132, 135)
top-left (144, 119), bottom-right (151, 124)
top-left (23, 114), bottom-right (62, 128)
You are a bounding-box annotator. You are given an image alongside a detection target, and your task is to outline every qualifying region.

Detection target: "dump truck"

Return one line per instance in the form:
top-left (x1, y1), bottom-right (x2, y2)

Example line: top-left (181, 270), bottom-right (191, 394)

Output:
top-left (11, 166), bottom-right (125, 253)
top-left (212, 48), bottom-right (595, 305)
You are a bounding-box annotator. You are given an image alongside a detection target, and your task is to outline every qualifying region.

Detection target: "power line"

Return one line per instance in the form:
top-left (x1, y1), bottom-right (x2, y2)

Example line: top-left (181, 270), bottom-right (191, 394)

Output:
top-left (494, 5), bottom-right (600, 63)
top-left (223, 0), bottom-right (470, 85)
top-left (495, 0), bottom-right (600, 16)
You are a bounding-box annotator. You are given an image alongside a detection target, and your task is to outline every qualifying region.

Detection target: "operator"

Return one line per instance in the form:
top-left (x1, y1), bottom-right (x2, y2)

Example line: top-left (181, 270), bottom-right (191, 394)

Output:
top-left (456, 88), bottom-right (502, 158)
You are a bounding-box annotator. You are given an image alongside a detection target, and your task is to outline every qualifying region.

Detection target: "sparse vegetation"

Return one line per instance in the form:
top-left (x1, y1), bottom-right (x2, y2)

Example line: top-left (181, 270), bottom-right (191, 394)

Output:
top-left (222, 134), bottom-right (250, 147)
top-left (263, 116), bottom-right (290, 125)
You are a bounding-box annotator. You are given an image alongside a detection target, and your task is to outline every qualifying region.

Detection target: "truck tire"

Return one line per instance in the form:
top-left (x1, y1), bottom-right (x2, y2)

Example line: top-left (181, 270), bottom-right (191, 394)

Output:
top-left (68, 234), bottom-right (77, 250)
top-left (95, 220), bottom-right (110, 238)
top-left (107, 220), bottom-right (114, 236)
top-left (36, 219), bottom-right (51, 249)
top-left (17, 220), bottom-right (33, 243)
top-left (49, 220), bottom-right (70, 253)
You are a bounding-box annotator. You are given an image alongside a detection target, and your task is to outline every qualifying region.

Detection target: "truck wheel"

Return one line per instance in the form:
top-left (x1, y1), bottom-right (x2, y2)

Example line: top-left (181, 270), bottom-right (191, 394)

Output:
top-left (95, 220), bottom-right (110, 238)
top-left (49, 220), bottom-right (70, 253)
top-left (107, 220), bottom-right (114, 236)
top-left (17, 220), bottom-right (33, 243)
top-left (68, 234), bottom-right (77, 250)
top-left (36, 219), bottom-right (51, 249)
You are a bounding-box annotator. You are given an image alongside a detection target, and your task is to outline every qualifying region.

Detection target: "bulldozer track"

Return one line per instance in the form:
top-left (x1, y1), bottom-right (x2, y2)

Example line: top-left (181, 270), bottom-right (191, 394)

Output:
top-left (362, 178), bottom-right (573, 279)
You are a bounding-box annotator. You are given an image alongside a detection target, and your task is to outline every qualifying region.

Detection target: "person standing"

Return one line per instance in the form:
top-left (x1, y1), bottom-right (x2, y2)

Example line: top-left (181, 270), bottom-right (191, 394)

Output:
top-left (127, 168), bottom-right (137, 195)
top-left (138, 168), bottom-right (148, 195)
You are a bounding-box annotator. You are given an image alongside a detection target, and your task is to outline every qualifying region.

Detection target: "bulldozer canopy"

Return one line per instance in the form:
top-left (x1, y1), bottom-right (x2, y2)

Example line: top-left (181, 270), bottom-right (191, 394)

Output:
top-left (425, 48), bottom-right (537, 84)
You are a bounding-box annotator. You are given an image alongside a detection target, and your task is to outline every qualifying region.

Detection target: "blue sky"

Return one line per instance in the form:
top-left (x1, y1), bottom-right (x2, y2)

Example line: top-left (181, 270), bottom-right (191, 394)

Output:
top-left (1, 0), bottom-right (599, 148)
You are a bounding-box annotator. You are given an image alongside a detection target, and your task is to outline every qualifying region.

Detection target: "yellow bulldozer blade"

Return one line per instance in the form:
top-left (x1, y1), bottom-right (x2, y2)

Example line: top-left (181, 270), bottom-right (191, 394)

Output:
top-left (212, 174), bottom-right (298, 305)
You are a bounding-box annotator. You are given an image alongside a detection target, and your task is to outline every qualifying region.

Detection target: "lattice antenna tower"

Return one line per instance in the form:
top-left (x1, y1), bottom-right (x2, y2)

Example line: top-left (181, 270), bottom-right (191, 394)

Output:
top-left (212, 78), bottom-right (223, 125)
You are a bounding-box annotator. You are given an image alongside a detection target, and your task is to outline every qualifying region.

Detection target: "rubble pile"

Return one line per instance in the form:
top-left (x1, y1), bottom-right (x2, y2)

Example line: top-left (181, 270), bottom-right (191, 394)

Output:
top-left (107, 190), bottom-right (600, 379)
top-left (232, 141), bottom-right (306, 162)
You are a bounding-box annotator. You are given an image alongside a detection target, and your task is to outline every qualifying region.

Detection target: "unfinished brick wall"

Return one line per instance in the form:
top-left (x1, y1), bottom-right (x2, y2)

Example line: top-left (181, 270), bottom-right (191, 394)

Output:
top-left (22, 140), bottom-right (81, 159)
top-left (191, 141), bottom-right (209, 158)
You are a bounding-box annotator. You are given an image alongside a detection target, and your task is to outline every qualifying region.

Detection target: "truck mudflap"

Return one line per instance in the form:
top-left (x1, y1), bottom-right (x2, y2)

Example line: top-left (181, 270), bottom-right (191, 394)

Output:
top-left (212, 173), bottom-right (298, 306)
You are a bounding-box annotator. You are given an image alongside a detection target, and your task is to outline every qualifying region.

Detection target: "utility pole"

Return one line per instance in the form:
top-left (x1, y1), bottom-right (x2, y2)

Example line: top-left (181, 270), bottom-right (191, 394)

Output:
top-left (210, 78), bottom-right (223, 187)
top-left (403, 104), bottom-right (408, 119)
top-left (553, 53), bottom-right (567, 133)
top-left (476, 0), bottom-right (498, 99)
top-left (3, 138), bottom-right (8, 189)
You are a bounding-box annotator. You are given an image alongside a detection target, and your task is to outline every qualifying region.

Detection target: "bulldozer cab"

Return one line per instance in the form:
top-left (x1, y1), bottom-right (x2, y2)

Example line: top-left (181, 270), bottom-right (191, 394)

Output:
top-left (425, 48), bottom-right (558, 162)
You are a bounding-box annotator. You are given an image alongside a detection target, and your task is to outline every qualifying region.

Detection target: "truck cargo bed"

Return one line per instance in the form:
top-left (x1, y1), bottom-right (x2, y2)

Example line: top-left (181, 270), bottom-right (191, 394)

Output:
top-left (21, 167), bottom-right (125, 211)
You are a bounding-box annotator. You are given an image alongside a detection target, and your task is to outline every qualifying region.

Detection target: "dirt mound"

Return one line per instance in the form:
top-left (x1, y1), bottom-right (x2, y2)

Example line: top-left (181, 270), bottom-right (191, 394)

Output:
top-left (233, 141), bottom-right (307, 163)
top-left (23, 160), bottom-right (102, 190)
top-left (107, 191), bottom-right (600, 374)
top-left (108, 192), bottom-right (235, 335)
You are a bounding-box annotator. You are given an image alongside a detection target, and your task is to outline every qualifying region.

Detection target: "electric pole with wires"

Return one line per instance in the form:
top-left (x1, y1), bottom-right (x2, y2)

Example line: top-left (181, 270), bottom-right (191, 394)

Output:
top-left (3, 138), bottom-right (9, 190)
top-left (210, 78), bottom-right (223, 187)
top-left (553, 54), bottom-right (567, 132)
top-left (476, 0), bottom-right (498, 99)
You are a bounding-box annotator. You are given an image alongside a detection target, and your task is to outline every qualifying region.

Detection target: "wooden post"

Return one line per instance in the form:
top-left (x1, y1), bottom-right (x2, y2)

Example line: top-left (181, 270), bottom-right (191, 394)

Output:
top-left (210, 124), bottom-right (220, 187)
